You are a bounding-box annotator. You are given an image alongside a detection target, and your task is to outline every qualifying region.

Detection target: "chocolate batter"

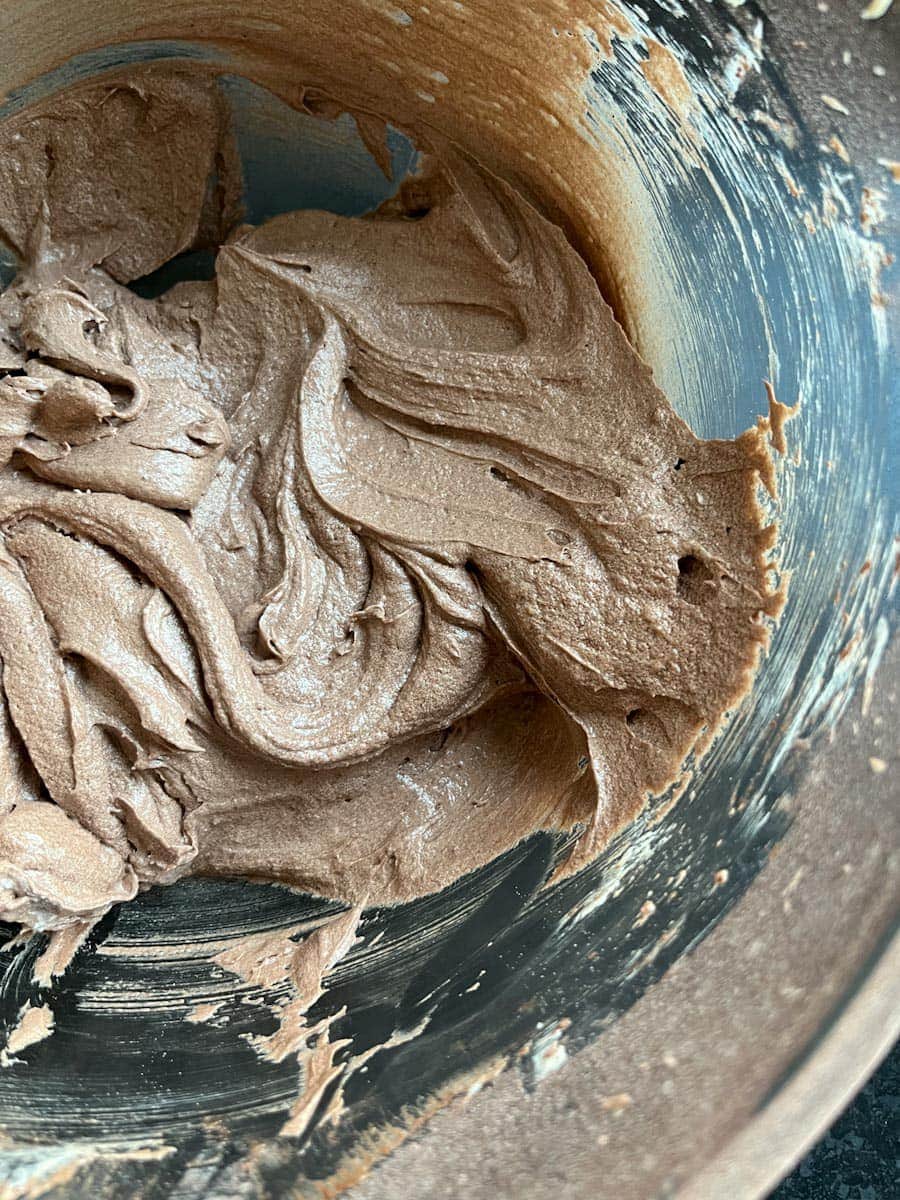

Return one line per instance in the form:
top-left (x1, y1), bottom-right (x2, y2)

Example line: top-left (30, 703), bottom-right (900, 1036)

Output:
top-left (0, 66), bottom-right (782, 933)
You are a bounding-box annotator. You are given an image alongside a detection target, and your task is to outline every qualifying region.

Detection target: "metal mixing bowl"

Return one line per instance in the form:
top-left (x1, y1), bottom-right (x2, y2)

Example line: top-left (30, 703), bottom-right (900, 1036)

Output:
top-left (0, 2), bottom-right (896, 1197)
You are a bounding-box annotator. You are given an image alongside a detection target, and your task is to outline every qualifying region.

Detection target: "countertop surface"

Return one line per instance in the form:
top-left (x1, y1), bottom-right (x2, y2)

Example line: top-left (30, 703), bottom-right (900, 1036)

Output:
top-left (774, 1041), bottom-right (899, 1199)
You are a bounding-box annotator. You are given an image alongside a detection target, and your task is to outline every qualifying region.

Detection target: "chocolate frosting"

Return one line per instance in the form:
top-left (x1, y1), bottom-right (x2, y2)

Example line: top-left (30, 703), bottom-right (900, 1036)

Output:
top-left (0, 66), bottom-right (781, 932)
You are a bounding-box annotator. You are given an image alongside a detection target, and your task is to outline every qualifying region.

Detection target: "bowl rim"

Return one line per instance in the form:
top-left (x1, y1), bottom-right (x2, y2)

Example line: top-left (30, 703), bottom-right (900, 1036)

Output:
top-left (678, 926), bottom-right (900, 1200)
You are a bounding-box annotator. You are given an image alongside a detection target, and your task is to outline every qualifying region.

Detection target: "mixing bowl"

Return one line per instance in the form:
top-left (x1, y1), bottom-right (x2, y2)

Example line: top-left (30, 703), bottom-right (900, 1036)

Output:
top-left (0, 2), bottom-right (896, 1197)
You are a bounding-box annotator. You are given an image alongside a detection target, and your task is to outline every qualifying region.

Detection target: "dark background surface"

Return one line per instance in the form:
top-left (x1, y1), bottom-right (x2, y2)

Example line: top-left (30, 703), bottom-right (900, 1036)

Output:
top-left (774, 1042), bottom-right (900, 1199)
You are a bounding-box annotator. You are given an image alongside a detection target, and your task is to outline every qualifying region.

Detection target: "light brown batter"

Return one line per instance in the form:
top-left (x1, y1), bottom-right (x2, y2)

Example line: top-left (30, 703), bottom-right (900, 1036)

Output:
top-left (0, 65), bottom-right (783, 933)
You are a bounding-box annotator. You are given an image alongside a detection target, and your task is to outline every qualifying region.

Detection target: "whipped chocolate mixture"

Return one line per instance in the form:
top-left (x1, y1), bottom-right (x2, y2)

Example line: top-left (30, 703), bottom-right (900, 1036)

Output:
top-left (0, 66), bottom-right (781, 933)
